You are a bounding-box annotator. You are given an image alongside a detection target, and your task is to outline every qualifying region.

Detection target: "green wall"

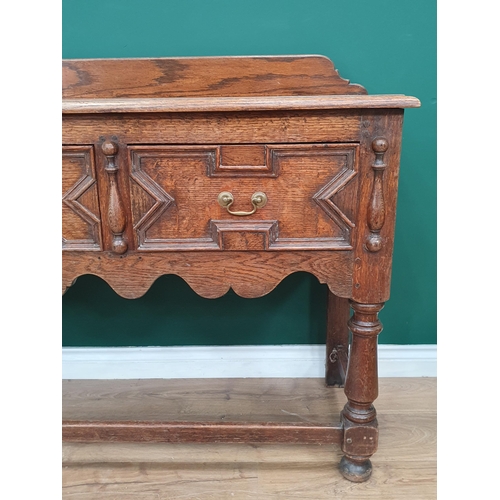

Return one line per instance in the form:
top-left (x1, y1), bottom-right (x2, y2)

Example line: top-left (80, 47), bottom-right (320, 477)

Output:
top-left (62, 0), bottom-right (436, 346)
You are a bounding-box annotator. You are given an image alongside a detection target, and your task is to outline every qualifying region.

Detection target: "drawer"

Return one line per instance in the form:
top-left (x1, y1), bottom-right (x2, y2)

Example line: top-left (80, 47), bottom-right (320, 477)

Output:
top-left (62, 145), bottom-right (102, 250)
top-left (128, 143), bottom-right (359, 251)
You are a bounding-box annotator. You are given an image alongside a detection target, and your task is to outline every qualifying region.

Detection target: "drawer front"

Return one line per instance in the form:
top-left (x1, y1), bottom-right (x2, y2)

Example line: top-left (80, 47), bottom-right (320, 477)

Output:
top-left (128, 143), bottom-right (359, 251)
top-left (62, 146), bottom-right (102, 250)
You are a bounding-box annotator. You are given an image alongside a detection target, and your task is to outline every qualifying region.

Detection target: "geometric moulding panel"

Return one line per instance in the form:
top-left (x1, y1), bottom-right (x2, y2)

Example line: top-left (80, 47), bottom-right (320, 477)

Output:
top-left (128, 144), bottom-right (359, 251)
top-left (129, 147), bottom-right (218, 250)
top-left (62, 146), bottom-right (102, 250)
top-left (269, 144), bottom-right (358, 250)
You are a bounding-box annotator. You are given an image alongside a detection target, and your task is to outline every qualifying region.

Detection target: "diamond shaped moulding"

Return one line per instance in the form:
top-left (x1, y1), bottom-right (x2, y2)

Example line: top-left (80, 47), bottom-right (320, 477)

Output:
top-left (312, 149), bottom-right (357, 241)
top-left (62, 146), bottom-right (102, 250)
top-left (127, 144), bottom-right (358, 251)
top-left (129, 151), bottom-right (175, 249)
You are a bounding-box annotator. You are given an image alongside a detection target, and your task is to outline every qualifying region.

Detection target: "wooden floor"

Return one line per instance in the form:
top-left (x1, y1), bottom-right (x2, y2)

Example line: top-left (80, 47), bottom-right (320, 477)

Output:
top-left (62, 377), bottom-right (436, 499)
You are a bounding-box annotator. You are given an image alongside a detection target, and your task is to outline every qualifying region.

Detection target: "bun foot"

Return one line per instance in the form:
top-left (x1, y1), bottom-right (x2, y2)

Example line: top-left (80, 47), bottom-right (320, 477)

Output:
top-left (339, 456), bottom-right (372, 482)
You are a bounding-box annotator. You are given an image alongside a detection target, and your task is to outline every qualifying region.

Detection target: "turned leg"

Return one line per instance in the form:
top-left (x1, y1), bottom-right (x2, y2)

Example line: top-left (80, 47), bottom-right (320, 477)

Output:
top-left (339, 301), bottom-right (384, 482)
top-left (325, 291), bottom-right (350, 387)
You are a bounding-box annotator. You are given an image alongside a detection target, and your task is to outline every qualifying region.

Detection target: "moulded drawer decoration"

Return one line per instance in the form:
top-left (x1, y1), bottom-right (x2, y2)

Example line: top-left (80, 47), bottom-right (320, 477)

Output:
top-left (128, 144), bottom-right (359, 251)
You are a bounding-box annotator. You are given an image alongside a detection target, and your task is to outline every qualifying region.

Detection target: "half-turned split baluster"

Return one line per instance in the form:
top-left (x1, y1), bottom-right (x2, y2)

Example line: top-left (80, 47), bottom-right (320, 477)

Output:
top-left (101, 140), bottom-right (128, 255)
top-left (365, 138), bottom-right (388, 252)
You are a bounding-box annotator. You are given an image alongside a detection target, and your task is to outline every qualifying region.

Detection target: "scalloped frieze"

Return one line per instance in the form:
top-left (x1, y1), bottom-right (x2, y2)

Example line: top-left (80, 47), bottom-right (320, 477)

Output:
top-left (62, 251), bottom-right (353, 299)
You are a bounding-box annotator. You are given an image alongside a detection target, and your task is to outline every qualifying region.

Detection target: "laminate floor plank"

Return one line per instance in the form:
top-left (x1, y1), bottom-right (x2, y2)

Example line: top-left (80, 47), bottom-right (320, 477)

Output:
top-left (62, 377), bottom-right (436, 499)
top-left (63, 377), bottom-right (436, 422)
top-left (63, 378), bottom-right (344, 423)
top-left (63, 461), bottom-right (436, 499)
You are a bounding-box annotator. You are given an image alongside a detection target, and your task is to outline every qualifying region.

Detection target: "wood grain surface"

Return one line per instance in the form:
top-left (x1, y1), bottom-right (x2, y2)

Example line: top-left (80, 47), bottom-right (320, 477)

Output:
top-left (63, 110), bottom-right (364, 148)
top-left (62, 56), bottom-right (368, 98)
top-left (62, 377), bottom-right (436, 499)
top-left (62, 95), bottom-right (420, 113)
top-left (62, 251), bottom-right (353, 299)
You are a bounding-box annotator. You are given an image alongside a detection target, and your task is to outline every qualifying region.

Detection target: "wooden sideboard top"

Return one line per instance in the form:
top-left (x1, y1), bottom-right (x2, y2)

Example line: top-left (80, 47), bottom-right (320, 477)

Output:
top-left (62, 55), bottom-right (420, 110)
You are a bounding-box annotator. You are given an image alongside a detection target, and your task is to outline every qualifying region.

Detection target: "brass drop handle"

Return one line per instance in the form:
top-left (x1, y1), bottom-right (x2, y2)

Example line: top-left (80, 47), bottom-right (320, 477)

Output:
top-left (218, 191), bottom-right (267, 216)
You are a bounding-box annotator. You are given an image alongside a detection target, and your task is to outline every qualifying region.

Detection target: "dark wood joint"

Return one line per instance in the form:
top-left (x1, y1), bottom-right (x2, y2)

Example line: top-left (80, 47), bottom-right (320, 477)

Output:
top-left (341, 417), bottom-right (379, 457)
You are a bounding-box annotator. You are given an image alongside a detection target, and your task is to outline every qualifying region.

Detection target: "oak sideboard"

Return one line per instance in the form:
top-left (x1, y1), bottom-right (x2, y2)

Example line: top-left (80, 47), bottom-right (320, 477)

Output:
top-left (62, 55), bottom-right (420, 482)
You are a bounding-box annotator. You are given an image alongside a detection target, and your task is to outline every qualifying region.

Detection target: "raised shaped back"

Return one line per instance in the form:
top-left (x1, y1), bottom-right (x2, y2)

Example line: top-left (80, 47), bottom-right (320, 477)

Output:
top-left (62, 55), bottom-right (367, 99)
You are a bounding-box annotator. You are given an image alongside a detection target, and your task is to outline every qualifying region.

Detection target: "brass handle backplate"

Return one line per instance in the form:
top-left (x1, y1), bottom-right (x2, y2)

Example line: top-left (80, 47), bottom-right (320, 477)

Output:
top-left (218, 191), bottom-right (267, 216)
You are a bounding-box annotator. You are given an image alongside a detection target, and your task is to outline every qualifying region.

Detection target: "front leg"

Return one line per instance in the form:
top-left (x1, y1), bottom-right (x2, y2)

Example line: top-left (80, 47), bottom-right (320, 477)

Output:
top-left (339, 301), bottom-right (383, 482)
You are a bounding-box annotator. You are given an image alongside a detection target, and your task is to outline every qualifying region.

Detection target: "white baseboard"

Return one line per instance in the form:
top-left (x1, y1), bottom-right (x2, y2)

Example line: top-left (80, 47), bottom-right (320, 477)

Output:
top-left (62, 344), bottom-right (436, 379)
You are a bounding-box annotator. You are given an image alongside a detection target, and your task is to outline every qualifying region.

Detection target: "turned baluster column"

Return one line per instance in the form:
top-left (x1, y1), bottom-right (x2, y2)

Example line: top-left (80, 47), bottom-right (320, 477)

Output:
top-left (340, 301), bottom-right (384, 482)
top-left (101, 140), bottom-right (128, 255)
top-left (365, 137), bottom-right (388, 253)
